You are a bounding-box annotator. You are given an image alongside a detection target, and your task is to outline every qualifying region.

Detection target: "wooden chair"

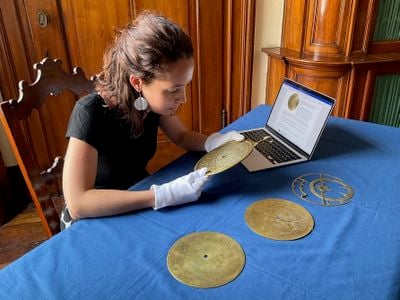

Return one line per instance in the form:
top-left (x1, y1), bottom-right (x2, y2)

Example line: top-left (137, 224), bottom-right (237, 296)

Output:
top-left (0, 58), bottom-right (94, 237)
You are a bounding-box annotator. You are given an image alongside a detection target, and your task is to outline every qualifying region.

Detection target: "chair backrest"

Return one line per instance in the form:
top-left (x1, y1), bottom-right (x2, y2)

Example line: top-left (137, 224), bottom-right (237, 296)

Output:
top-left (0, 58), bottom-right (94, 237)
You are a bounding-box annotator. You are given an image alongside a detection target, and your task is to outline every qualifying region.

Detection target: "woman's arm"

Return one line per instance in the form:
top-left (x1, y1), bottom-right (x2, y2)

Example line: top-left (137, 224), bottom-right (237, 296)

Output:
top-left (159, 115), bottom-right (207, 151)
top-left (62, 137), bottom-right (155, 220)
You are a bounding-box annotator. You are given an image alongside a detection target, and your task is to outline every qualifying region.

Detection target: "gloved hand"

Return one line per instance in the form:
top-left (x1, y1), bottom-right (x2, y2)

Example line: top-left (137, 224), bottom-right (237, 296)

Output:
top-left (204, 131), bottom-right (245, 152)
top-left (151, 167), bottom-right (209, 210)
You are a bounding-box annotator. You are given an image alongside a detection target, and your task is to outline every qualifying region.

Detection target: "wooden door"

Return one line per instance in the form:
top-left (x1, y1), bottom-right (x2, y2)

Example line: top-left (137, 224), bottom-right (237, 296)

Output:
top-left (0, 0), bottom-right (255, 175)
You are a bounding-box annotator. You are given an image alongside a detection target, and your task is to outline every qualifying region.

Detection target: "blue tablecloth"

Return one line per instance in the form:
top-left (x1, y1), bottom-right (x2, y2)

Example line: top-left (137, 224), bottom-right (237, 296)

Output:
top-left (1, 105), bottom-right (399, 299)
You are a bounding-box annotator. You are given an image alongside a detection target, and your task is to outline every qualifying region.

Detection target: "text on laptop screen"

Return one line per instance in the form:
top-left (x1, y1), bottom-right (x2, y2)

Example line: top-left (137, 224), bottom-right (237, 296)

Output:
top-left (267, 80), bottom-right (333, 155)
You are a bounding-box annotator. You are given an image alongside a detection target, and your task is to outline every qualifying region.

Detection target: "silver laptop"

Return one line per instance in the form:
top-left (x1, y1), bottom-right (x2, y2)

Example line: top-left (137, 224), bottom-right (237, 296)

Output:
top-left (240, 78), bottom-right (335, 172)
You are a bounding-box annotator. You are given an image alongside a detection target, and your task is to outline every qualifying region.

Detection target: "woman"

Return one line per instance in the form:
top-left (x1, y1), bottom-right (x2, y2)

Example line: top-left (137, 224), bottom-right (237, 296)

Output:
top-left (62, 11), bottom-right (243, 229)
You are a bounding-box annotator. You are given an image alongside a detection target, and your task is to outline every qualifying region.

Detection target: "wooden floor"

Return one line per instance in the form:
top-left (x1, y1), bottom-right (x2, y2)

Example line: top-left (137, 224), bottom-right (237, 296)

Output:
top-left (0, 203), bottom-right (47, 270)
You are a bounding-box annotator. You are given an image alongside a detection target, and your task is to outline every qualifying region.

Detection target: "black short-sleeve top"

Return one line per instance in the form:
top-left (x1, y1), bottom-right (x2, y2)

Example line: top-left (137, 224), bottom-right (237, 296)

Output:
top-left (66, 93), bottom-right (160, 190)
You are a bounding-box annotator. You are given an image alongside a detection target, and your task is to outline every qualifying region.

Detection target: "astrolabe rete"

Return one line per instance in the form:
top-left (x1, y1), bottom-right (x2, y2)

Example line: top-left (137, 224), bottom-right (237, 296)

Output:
top-left (291, 173), bottom-right (354, 206)
top-left (167, 231), bottom-right (245, 288)
top-left (245, 198), bottom-right (314, 241)
top-left (194, 140), bottom-right (254, 175)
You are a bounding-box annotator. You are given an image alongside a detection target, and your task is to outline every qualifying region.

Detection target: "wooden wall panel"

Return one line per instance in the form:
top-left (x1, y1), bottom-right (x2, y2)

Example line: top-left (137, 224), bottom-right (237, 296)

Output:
top-left (265, 56), bottom-right (286, 106)
top-left (60, 0), bottom-right (134, 76)
top-left (350, 0), bottom-right (375, 54)
top-left (135, 0), bottom-right (190, 29)
top-left (22, 0), bottom-right (70, 65)
top-left (281, 0), bottom-right (307, 52)
top-left (0, 1), bottom-right (34, 100)
top-left (304, 0), bottom-right (351, 56)
top-left (195, 0), bottom-right (224, 133)
top-left (228, 0), bottom-right (255, 123)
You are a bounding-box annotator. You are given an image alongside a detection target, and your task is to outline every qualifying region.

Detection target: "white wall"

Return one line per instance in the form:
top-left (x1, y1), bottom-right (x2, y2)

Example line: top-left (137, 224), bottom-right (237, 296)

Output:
top-left (251, 0), bottom-right (284, 108)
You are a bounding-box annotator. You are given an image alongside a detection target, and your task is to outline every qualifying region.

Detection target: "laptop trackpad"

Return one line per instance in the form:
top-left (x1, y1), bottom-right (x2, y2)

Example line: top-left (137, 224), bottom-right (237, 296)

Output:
top-left (241, 150), bottom-right (274, 172)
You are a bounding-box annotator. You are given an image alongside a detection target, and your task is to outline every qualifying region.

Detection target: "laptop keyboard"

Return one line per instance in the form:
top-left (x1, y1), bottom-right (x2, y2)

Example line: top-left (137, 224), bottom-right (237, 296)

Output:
top-left (242, 129), bottom-right (300, 164)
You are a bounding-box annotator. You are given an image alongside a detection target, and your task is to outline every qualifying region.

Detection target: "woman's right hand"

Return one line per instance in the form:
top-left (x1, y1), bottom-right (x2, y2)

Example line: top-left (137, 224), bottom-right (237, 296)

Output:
top-left (151, 167), bottom-right (209, 210)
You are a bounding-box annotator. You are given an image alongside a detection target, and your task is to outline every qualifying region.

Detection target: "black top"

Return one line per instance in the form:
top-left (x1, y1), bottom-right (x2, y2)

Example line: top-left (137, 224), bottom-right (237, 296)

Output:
top-left (66, 93), bottom-right (160, 189)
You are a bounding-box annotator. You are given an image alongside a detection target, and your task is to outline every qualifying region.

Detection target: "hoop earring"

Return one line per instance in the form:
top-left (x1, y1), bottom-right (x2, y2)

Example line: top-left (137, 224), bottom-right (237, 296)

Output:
top-left (134, 92), bottom-right (148, 111)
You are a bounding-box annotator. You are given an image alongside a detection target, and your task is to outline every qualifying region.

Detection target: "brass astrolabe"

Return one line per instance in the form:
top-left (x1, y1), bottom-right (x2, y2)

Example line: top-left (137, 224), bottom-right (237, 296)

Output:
top-left (288, 93), bottom-right (300, 110)
top-left (245, 198), bottom-right (314, 241)
top-left (194, 139), bottom-right (254, 175)
top-left (167, 231), bottom-right (245, 288)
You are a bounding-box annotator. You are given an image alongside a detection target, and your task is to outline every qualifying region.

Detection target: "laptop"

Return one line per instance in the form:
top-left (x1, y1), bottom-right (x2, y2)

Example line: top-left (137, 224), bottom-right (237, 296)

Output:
top-left (240, 78), bottom-right (335, 172)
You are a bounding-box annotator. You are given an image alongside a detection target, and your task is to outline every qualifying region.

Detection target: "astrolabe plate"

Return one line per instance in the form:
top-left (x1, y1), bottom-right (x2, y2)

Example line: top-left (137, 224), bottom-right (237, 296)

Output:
top-left (245, 198), bottom-right (314, 241)
top-left (194, 140), bottom-right (254, 175)
top-left (167, 231), bottom-right (245, 288)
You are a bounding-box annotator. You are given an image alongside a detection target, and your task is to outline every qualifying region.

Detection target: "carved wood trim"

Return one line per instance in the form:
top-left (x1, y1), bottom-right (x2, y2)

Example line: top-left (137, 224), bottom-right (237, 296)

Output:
top-left (190, 0), bottom-right (202, 133)
top-left (240, 0), bottom-right (256, 115)
top-left (304, 0), bottom-right (351, 56)
top-left (9, 58), bottom-right (93, 120)
top-left (223, 0), bottom-right (233, 126)
top-left (369, 41), bottom-right (400, 54)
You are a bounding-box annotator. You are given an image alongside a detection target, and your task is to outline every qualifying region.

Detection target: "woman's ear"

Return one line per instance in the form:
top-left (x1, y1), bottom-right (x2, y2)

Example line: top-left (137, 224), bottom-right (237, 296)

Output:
top-left (129, 75), bottom-right (142, 92)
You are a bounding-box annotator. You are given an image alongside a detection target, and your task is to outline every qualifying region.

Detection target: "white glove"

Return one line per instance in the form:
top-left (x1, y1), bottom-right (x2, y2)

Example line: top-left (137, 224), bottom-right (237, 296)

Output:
top-left (204, 131), bottom-right (245, 152)
top-left (151, 167), bottom-right (209, 210)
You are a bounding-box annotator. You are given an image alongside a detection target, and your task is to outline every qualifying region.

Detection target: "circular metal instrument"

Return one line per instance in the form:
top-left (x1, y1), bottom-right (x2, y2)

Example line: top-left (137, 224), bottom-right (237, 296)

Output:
top-left (288, 93), bottom-right (300, 110)
top-left (291, 173), bottom-right (354, 206)
top-left (245, 198), bottom-right (314, 241)
top-left (167, 231), bottom-right (245, 288)
top-left (194, 140), bottom-right (254, 175)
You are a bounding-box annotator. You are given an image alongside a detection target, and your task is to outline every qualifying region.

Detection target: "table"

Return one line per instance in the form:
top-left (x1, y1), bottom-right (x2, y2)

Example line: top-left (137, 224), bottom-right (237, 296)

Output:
top-left (1, 105), bottom-right (399, 299)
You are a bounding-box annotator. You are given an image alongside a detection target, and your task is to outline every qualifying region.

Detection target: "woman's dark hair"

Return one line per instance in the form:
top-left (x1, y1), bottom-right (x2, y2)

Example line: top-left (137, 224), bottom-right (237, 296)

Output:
top-left (95, 11), bottom-right (194, 136)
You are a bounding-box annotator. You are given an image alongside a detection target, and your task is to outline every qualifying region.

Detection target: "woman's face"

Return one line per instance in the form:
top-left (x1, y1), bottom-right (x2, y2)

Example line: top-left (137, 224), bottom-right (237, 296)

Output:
top-left (141, 58), bottom-right (194, 116)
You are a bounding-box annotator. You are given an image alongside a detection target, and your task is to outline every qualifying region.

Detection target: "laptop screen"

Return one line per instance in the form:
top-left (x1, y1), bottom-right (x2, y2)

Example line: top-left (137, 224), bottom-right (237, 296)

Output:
top-left (266, 79), bottom-right (334, 155)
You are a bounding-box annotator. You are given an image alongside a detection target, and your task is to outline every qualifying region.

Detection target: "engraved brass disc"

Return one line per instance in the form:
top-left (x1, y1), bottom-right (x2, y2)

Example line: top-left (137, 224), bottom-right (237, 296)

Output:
top-left (288, 93), bottom-right (300, 110)
top-left (167, 231), bottom-right (245, 288)
top-left (194, 140), bottom-right (254, 175)
top-left (245, 199), bottom-right (314, 241)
